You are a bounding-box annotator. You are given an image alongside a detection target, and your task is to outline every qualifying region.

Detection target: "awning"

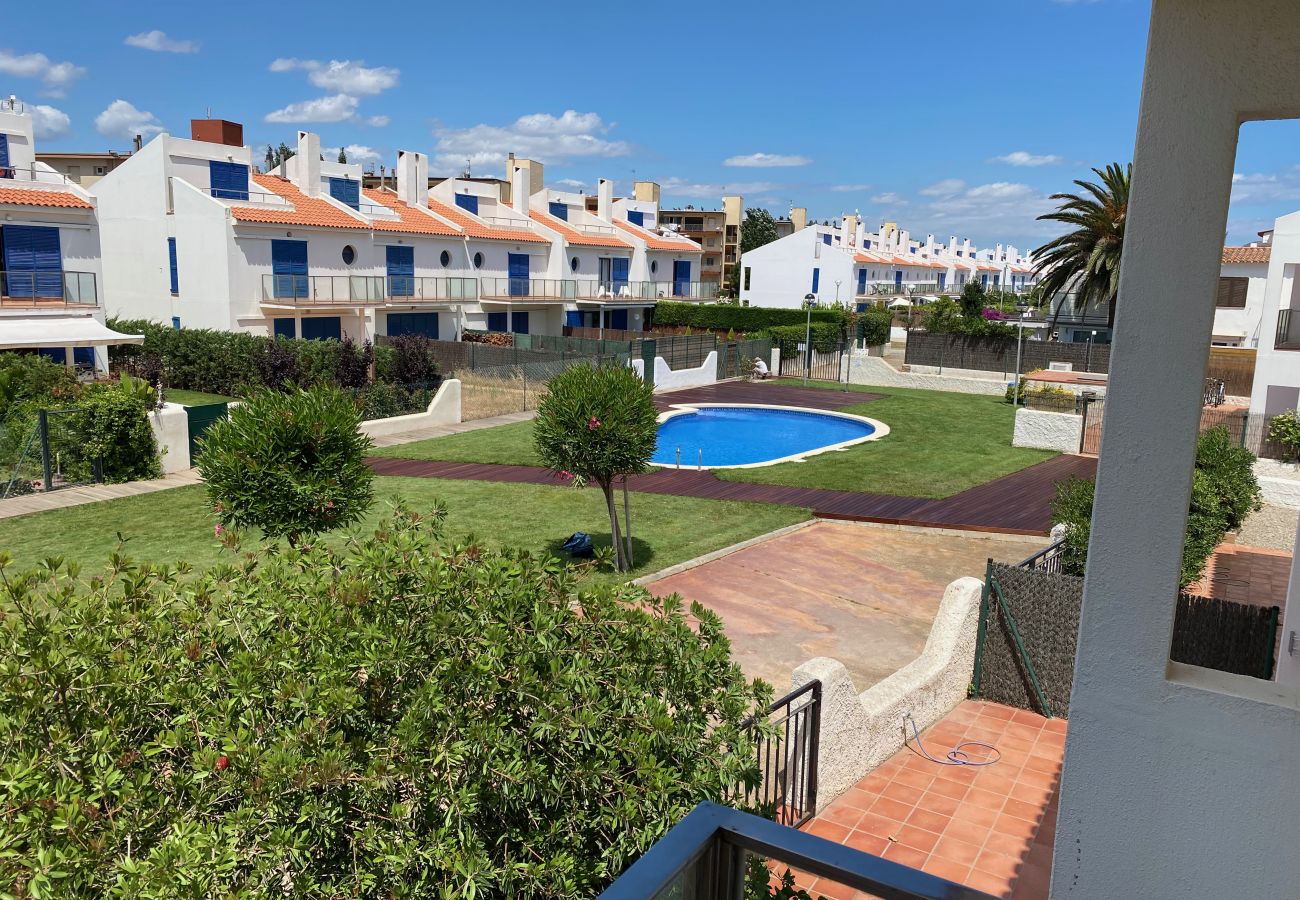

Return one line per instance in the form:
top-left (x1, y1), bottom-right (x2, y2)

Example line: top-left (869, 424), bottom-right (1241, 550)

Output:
top-left (888, 298), bottom-right (912, 308)
top-left (0, 316), bottom-right (144, 350)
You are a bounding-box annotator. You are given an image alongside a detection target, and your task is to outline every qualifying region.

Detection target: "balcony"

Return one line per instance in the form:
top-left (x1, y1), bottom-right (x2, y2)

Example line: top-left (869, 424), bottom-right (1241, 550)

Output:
top-left (260, 275), bottom-right (478, 307)
top-left (599, 802), bottom-right (994, 899)
top-left (0, 270), bottom-right (99, 308)
top-left (0, 164), bottom-right (76, 186)
top-left (481, 277), bottom-right (585, 300)
top-left (480, 215), bottom-right (535, 232)
top-left (1276, 308), bottom-right (1300, 349)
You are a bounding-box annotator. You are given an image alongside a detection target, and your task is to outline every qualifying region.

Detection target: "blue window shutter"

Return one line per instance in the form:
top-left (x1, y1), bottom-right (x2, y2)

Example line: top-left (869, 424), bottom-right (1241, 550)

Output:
top-left (209, 161), bottom-right (250, 200)
top-left (454, 193), bottom-right (479, 215)
top-left (73, 347), bottom-right (95, 368)
top-left (672, 260), bottom-right (691, 295)
top-left (822, 234), bottom-right (832, 245)
top-left (3, 225), bottom-right (62, 298)
top-left (487, 312), bottom-right (508, 332)
top-left (611, 257), bottom-right (629, 291)
top-left (857, 268), bottom-right (866, 294)
top-left (811, 268), bottom-right (820, 293)
top-left (548, 201), bottom-right (568, 221)
top-left (626, 210), bottom-right (644, 227)
top-left (171, 316), bottom-right (181, 330)
top-left (565, 311), bottom-right (582, 328)
top-left (168, 238), bottom-right (179, 294)
top-left (0, 134), bottom-right (9, 174)
top-left (386, 245), bottom-right (415, 296)
top-left (386, 312), bottom-right (439, 339)
top-left (301, 316), bottom-right (341, 341)
top-left (508, 253), bottom-right (529, 297)
top-left (271, 239), bottom-right (308, 299)
top-left (511, 311), bottom-right (530, 334)
top-left (272, 317), bottom-right (296, 339)
top-left (611, 309), bottom-right (628, 330)
top-left (329, 177), bottom-right (360, 210)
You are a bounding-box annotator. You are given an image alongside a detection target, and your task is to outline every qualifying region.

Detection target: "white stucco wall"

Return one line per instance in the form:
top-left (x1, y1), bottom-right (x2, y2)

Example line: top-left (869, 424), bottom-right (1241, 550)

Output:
top-left (1013, 408), bottom-right (1083, 452)
top-left (148, 403), bottom-right (191, 473)
top-left (847, 354), bottom-right (1007, 396)
top-left (631, 351), bottom-right (719, 392)
top-left (1254, 458), bottom-right (1300, 509)
top-left (739, 227), bottom-right (856, 309)
top-left (1215, 260), bottom-right (1269, 346)
top-left (359, 379), bottom-right (461, 438)
top-left (1250, 211), bottom-right (1300, 416)
top-left (790, 577), bottom-right (982, 811)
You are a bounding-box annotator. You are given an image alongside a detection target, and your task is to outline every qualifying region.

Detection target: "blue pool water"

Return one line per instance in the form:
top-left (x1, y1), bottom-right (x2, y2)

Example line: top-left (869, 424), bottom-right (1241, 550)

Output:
top-left (651, 406), bottom-right (876, 468)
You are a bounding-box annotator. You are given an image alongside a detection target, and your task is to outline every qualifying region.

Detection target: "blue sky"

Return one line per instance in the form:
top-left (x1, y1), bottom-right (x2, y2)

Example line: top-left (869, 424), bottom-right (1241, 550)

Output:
top-left (4, 0), bottom-right (1295, 248)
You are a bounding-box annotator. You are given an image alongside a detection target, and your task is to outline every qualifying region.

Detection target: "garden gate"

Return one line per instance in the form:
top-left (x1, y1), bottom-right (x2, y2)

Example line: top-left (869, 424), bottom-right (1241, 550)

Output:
top-left (186, 402), bottom-right (229, 460)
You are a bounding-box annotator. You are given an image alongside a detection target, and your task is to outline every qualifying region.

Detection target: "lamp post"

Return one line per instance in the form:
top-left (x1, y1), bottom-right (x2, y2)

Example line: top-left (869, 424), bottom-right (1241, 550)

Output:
top-left (1087, 329), bottom-right (1097, 372)
top-left (804, 293), bottom-right (816, 385)
top-left (1012, 311), bottom-right (1030, 406)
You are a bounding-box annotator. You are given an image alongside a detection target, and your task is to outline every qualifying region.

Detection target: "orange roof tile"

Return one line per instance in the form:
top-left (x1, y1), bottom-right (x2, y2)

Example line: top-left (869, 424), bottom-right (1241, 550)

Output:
top-left (1222, 245), bottom-right (1270, 264)
top-left (363, 188), bottom-right (461, 237)
top-left (230, 174), bottom-right (368, 230)
top-left (612, 218), bottom-right (701, 251)
top-left (425, 196), bottom-right (549, 243)
top-left (529, 210), bottom-right (632, 249)
top-left (0, 188), bottom-right (93, 209)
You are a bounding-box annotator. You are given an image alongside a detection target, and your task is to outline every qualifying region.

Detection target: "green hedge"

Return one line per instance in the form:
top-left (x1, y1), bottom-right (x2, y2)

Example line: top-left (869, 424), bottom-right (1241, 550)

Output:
top-left (761, 322), bottom-right (844, 354)
top-left (652, 301), bottom-right (849, 333)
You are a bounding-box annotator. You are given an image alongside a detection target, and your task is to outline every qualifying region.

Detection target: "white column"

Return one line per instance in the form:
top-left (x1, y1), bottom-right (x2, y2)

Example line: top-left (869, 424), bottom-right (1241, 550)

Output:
top-left (1275, 511), bottom-right (1300, 686)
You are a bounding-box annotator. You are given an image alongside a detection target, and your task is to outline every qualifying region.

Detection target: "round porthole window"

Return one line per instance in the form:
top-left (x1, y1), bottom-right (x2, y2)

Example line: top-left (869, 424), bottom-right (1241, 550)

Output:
top-left (473, 252), bottom-right (484, 269)
top-left (650, 260), bottom-right (658, 275)
top-left (341, 245), bottom-right (356, 266)
top-left (570, 256), bottom-right (580, 273)
top-left (440, 249), bottom-right (451, 267)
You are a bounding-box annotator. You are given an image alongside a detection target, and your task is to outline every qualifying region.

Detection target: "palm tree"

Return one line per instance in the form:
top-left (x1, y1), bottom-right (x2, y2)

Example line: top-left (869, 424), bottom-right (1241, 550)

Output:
top-left (1033, 162), bottom-right (1131, 330)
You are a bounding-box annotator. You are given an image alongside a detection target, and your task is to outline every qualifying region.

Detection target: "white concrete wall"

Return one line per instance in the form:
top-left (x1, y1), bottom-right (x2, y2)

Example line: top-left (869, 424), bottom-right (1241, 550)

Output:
top-left (739, 227), bottom-right (856, 309)
top-left (1251, 211), bottom-right (1300, 416)
top-left (148, 402), bottom-right (191, 473)
top-left (1013, 408), bottom-right (1083, 452)
top-left (790, 577), bottom-right (982, 811)
top-left (1255, 458), bottom-right (1300, 509)
top-left (847, 354), bottom-right (1007, 396)
top-left (359, 379), bottom-right (461, 438)
top-left (631, 351), bottom-right (718, 392)
top-left (93, 137), bottom-right (176, 323)
top-left (1215, 260), bottom-right (1269, 346)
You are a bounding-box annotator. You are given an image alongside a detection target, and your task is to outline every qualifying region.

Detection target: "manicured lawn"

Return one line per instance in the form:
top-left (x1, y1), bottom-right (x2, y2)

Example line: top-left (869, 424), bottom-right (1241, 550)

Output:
top-left (164, 388), bottom-right (235, 406)
top-left (0, 477), bottom-right (809, 583)
top-left (374, 383), bottom-right (1055, 499)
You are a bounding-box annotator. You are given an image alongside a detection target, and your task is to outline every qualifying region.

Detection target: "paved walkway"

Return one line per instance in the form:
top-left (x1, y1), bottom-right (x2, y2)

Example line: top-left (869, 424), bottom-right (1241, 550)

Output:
top-left (643, 521), bottom-right (1035, 690)
top-left (0, 469), bottom-right (203, 520)
top-left (804, 700), bottom-right (1062, 899)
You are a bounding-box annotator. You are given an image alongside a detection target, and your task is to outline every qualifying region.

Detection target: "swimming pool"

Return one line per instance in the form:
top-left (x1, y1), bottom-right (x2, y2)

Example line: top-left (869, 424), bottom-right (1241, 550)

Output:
top-left (650, 404), bottom-right (888, 469)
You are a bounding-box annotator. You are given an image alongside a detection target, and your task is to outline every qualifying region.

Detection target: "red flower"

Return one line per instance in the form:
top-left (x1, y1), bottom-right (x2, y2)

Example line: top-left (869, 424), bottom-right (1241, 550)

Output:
top-left (216, 755), bottom-right (229, 771)
top-left (587, 416), bottom-right (601, 430)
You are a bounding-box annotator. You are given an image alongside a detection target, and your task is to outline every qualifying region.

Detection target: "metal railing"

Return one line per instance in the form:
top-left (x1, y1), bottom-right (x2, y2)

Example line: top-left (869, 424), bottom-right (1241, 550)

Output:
top-left (599, 802), bottom-right (996, 900)
top-left (1276, 308), bottom-right (1300, 349)
top-left (576, 222), bottom-right (617, 235)
top-left (1017, 538), bottom-right (1067, 575)
top-left (210, 188), bottom-right (290, 206)
top-left (623, 280), bottom-right (721, 301)
top-left (736, 680), bottom-right (821, 828)
top-left (0, 164), bottom-right (75, 185)
top-left (480, 277), bottom-right (581, 299)
top-left (385, 276), bottom-right (479, 302)
top-left (0, 270), bottom-right (99, 307)
top-left (260, 274), bottom-right (386, 305)
top-left (480, 215), bottom-right (534, 231)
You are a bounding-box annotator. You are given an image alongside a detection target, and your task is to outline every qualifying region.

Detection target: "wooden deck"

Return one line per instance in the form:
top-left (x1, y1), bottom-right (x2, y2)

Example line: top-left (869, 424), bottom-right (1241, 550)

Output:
top-left (368, 454), bottom-right (1098, 536)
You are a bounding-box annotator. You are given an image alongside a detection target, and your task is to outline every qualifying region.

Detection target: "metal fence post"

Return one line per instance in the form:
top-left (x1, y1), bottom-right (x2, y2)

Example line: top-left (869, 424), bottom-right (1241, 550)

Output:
top-left (971, 558), bottom-right (992, 696)
top-left (37, 409), bottom-right (53, 492)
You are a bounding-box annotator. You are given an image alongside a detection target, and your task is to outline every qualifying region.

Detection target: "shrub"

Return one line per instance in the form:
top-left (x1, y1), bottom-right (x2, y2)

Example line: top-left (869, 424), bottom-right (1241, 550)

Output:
top-left (198, 386), bottom-right (374, 543)
top-left (1268, 409), bottom-right (1300, 462)
top-left (0, 509), bottom-right (767, 897)
top-left (1051, 476), bottom-right (1094, 577)
top-left (534, 364), bottom-right (658, 572)
top-left (357, 381), bottom-right (410, 420)
top-left (652, 300), bottom-right (849, 335)
top-left (856, 307), bottom-right (893, 347)
top-left (71, 383), bottom-right (162, 483)
top-left (380, 334), bottom-right (441, 385)
top-left (0, 352), bottom-right (79, 412)
top-left (761, 322), bottom-right (843, 355)
top-left (1194, 425), bottom-right (1262, 530)
top-left (333, 336), bottom-right (373, 389)
top-left (959, 280), bottom-right (987, 318)
top-left (257, 337), bottom-right (301, 391)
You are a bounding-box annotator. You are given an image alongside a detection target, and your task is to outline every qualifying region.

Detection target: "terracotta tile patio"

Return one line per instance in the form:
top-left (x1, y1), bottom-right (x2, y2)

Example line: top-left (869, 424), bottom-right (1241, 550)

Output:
top-left (794, 700), bottom-right (1064, 899)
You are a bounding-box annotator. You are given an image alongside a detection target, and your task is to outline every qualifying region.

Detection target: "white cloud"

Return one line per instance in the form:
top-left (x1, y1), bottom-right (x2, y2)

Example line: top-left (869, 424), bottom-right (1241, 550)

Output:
top-left (831, 184), bottom-right (870, 193)
top-left (660, 176), bottom-right (781, 199)
top-left (432, 110), bottom-right (630, 170)
top-left (993, 151), bottom-right (1064, 167)
top-left (124, 30), bottom-right (200, 53)
top-left (723, 152), bottom-right (812, 168)
top-left (0, 50), bottom-right (86, 97)
top-left (556, 178), bottom-right (588, 190)
top-left (919, 178), bottom-right (966, 197)
top-left (28, 102), bottom-right (70, 139)
top-left (871, 192), bottom-right (907, 205)
top-left (918, 180), bottom-right (1058, 245)
top-left (269, 58), bottom-right (398, 95)
top-left (95, 99), bottom-right (164, 140)
top-left (1230, 167), bottom-right (1300, 205)
top-left (365, 114), bottom-right (390, 128)
top-left (264, 94), bottom-right (360, 124)
top-left (323, 144), bottom-right (382, 165)
top-left (965, 181), bottom-right (1039, 200)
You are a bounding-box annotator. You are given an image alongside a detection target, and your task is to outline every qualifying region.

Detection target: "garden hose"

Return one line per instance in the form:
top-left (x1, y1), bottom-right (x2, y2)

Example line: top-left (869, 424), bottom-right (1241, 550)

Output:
top-left (903, 713), bottom-right (1001, 767)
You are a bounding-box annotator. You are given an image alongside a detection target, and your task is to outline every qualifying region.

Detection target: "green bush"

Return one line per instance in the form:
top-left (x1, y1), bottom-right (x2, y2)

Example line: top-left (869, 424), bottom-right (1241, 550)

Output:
top-left (0, 352), bottom-right (79, 413)
top-left (1052, 426), bottom-right (1262, 584)
top-left (198, 386), bottom-right (374, 543)
top-left (71, 384), bottom-right (163, 483)
top-left (0, 509), bottom-right (767, 897)
top-left (1268, 409), bottom-right (1300, 462)
top-left (856, 307), bottom-right (892, 347)
top-left (652, 301), bottom-right (849, 335)
top-left (761, 322), bottom-right (843, 355)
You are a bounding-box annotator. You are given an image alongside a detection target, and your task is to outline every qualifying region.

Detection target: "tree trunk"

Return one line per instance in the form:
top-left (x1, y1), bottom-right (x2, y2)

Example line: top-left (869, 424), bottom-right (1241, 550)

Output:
top-left (601, 480), bottom-right (627, 572)
top-left (622, 476), bottom-right (634, 568)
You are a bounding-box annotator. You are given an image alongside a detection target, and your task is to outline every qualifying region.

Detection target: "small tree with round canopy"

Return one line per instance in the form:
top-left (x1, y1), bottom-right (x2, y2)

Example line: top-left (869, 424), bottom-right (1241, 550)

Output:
top-left (533, 363), bottom-right (658, 572)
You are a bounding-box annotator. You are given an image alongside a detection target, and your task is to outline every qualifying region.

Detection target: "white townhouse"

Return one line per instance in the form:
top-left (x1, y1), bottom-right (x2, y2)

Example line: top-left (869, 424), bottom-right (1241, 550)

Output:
top-left (0, 99), bottom-right (137, 371)
top-left (738, 212), bottom-right (1035, 310)
top-left (94, 121), bottom-right (702, 342)
top-left (1248, 211), bottom-right (1300, 417)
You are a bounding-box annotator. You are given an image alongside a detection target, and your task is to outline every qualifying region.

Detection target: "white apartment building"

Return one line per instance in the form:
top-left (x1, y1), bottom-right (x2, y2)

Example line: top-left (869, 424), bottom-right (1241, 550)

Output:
top-left (1248, 211), bottom-right (1300, 417)
top-left (94, 121), bottom-right (702, 341)
top-left (0, 99), bottom-right (134, 372)
top-left (738, 213), bottom-right (1036, 310)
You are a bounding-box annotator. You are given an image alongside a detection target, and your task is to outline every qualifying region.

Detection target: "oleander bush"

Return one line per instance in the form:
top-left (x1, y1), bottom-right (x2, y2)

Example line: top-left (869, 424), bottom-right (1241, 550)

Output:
top-left (856, 307), bottom-right (893, 347)
top-left (0, 507), bottom-right (768, 898)
top-left (1267, 409), bottom-right (1300, 463)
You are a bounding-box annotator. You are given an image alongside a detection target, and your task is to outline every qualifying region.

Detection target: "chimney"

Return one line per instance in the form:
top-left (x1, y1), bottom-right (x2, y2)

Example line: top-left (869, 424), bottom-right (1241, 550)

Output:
top-left (790, 207), bottom-right (807, 231)
top-left (512, 166), bottom-right (530, 215)
top-left (633, 180), bottom-right (661, 209)
top-left (133, 134), bottom-right (143, 152)
top-left (597, 178), bottom-right (613, 221)
top-left (297, 131), bottom-right (321, 197)
top-left (842, 214), bottom-right (858, 247)
top-left (190, 119), bottom-right (243, 147)
top-left (396, 150), bottom-right (428, 208)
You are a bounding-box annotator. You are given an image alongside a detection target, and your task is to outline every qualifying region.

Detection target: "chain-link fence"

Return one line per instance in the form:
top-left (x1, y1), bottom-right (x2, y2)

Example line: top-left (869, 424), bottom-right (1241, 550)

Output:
top-left (459, 358), bottom-right (612, 421)
top-left (1, 408), bottom-right (105, 499)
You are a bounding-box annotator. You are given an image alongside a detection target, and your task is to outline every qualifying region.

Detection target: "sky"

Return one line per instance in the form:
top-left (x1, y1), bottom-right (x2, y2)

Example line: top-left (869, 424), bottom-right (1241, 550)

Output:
top-left (3, 0), bottom-right (1296, 249)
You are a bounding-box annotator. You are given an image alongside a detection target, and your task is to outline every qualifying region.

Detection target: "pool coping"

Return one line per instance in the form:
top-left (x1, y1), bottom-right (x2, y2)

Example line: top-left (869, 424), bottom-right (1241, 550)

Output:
top-left (651, 403), bottom-right (891, 470)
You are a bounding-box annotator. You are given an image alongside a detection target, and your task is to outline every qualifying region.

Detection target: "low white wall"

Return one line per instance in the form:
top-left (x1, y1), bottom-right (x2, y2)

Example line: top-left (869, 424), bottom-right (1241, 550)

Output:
top-left (149, 403), bottom-right (190, 473)
top-left (847, 354), bottom-right (1007, 396)
top-left (1255, 458), bottom-right (1300, 509)
top-left (632, 351), bottom-right (719, 392)
top-left (790, 576), bottom-right (983, 811)
top-left (1013, 407), bottom-right (1084, 452)
top-left (360, 379), bottom-right (461, 438)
